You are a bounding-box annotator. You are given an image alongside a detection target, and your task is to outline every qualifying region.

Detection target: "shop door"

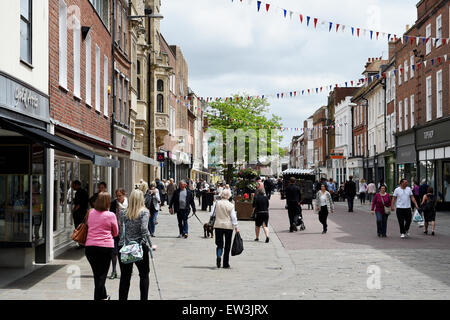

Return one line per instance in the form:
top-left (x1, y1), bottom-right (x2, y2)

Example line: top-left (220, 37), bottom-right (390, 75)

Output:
top-left (443, 162), bottom-right (450, 205)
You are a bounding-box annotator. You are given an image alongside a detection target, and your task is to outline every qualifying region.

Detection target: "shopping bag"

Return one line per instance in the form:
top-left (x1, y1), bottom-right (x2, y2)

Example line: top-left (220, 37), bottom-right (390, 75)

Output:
top-left (231, 232), bottom-right (244, 256)
top-left (413, 209), bottom-right (423, 223)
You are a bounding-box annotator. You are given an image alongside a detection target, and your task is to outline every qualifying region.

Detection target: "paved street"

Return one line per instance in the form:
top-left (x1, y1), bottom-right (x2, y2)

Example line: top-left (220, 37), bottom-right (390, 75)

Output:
top-left (1, 193), bottom-right (449, 300)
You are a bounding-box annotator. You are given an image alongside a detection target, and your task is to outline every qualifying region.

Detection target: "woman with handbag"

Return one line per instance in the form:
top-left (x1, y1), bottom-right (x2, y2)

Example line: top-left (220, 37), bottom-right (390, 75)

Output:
top-left (118, 189), bottom-right (151, 300)
top-left (421, 187), bottom-right (437, 236)
top-left (370, 185), bottom-right (392, 238)
top-left (85, 192), bottom-right (119, 300)
top-left (252, 188), bottom-right (270, 243)
top-left (314, 183), bottom-right (334, 234)
top-left (210, 189), bottom-right (239, 269)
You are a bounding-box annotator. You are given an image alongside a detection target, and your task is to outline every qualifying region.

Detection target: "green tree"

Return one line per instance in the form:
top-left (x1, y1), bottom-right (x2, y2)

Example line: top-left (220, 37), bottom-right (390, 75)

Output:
top-left (207, 94), bottom-right (283, 184)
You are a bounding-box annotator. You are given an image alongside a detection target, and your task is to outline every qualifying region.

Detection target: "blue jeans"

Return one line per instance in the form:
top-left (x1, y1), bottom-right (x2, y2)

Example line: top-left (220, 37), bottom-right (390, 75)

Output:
top-left (148, 211), bottom-right (158, 235)
top-left (375, 211), bottom-right (388, 236)
top-left (177, 209), bottom-right (189, 235)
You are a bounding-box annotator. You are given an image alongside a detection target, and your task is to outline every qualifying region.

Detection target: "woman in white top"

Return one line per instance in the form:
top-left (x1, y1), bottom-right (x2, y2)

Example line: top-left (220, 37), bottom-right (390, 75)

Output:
top-left (359, 179), bottom-right (368, 205)
top-left (315, 184), bottom-right (334, 234)
top-left (367, 181), bottom-right (376, 203)
top-left (210, 189), bottom-right (239, 269)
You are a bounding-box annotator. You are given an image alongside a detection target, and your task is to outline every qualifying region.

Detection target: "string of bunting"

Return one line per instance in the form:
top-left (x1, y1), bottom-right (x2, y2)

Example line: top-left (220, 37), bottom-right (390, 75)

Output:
top-left (229, 0), bottom-right (450, 45)
top-left (175, 53), bottom-right (447, 104)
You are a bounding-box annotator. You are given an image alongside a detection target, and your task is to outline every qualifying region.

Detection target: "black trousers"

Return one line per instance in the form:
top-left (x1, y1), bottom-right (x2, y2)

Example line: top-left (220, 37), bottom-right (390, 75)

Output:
top-left (118, 244), bottom-right (150, 300)
top-left (287, 201), bottom-right (299, 230)
top-left (319, 206), bottom-right (329, 232)
top-left (396, 208), bottom-right (412, 234)
top-left (85, 246), bottom-right (113, 300)
top-left (215, 228), bottom-right (233, 266)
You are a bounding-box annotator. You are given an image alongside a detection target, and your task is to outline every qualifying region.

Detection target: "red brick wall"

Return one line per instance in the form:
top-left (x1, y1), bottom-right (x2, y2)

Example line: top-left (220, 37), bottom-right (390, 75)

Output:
top-left (49, 0), bottom-right (112, 142)
top-left (392, 0), bottom-right (449, 129)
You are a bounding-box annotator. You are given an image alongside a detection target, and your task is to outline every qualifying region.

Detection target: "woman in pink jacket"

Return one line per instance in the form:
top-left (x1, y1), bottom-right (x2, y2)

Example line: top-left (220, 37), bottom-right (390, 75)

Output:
top-left (370, 185), bottom-right (392, 238)
top-left (85, 192), bottom-right (119, 300)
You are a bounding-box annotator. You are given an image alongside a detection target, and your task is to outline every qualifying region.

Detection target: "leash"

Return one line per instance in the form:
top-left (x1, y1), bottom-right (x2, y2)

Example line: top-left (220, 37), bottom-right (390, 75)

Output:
top-left (189, 211), bottom-right (205, 226)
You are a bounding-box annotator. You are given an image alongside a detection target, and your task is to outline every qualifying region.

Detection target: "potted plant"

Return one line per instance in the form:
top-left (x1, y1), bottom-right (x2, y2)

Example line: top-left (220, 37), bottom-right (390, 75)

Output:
top-left (234, 168), bottom-right (258, 220)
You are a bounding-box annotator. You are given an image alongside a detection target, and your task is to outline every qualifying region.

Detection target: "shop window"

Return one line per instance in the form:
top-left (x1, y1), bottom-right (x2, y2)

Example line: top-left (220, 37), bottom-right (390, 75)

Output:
top-left (443, 163), bottom-right (450, 202)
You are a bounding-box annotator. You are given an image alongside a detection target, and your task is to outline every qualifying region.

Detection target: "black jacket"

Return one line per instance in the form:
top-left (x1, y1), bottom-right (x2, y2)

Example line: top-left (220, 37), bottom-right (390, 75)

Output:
top-left (344, 180), bottom-right (356, 197)
top-left (285, 184), bottom-right (301, 203)
top-left (169, 189), bottom-right (196, 213)
top-left (253, 194), bottom-right (269, 213)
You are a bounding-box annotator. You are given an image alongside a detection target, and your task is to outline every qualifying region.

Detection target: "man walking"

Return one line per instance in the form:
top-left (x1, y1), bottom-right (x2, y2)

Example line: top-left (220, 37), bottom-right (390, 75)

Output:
top-left (71, 180), bottom-right (89, 248)
top-left (169, 180), bottom-right (196, 238)
top-left (344, 176), bottom-right (357, 212)
top-left (391, 179), bottom-right (420, 239)
top-left (166, 178), bottom-right (176, 208)
top-left (264, 178), bottom-right (274, 200)
top-left (285, 177), bottom-right (302, 232)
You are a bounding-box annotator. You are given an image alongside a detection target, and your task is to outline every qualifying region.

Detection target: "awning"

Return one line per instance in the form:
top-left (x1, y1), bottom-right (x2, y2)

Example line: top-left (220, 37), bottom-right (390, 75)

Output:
top-left (130, 151), bottom-right (159, 166)
top-left (0, 118), bottom-right (120, 168)
top-left (282, 168), bottom-right (315, 175)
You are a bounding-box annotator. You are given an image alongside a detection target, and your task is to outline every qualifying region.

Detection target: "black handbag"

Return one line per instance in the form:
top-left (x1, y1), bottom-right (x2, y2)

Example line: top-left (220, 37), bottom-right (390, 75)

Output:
top-left (231, 232), bottom-right (244, 256)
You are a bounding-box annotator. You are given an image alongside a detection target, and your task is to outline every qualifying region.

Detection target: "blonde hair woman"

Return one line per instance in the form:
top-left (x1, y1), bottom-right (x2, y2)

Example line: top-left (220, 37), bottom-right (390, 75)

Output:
top-left (210, 189), bottom-right (239, 269)
top-left (139, 181), bottom-right (149, 195)
top-left (118, 190), bottom-right (151, 300)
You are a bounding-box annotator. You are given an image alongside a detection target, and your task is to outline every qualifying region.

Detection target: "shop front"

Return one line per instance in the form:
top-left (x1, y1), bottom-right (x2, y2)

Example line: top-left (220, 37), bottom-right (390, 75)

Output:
top-left (396, 131), bottom-right (417, 186)
top-left (0, 72), bottom-right (50, 267)
top-left (347, 157), bottom-right (363, 185)
top-left (416, 119), bottom-right (450, 210)
top-left (113, 127), bottom-right (133, 194)
top-left (376, 155), bottom-right (385, 186)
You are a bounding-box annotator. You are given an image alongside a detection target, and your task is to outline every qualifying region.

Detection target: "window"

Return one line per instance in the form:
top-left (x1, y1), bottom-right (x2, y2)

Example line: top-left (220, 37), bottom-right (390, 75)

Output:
top-left (398, 66), bottom-right (402, 85)
top-left (103, 55), bottom-right (108, 117)
top-left (157, 94), bottom-right (164, 113)
top-left (391, 72), bottom-right (396, 100)
top-left (410, 95), bottom-right (414, 128)
top-left (399, 101), bottom-right (403, 132)
top-left (123, 8), bottom-right (127, 53)
top-left (426, 76), bottom-right (432, 121)
top-left (85, 35), bottom-right (91, 105)
top-left (157, 79), bottom-right (164, 92)
top-left (386, 76), bottom-right (391, 101)
top-left (170, 107), bottom-right (175, 135)
top-left (426, 24), bottom-right (431, 55)
top-left (20, 0), bottom-right (32, 64)
top-left (437, 70), bottom-right (443, 118)
top-left (436, 15), bottom-right (442, 47)
top-left (59, 0), bottom-right (67, 88)
top-left (170, 75), bottom-right (175, 93)
top-left (95, 45), bottom-right (100, 112)
top-left (124, 80), bottom-right (128, 124)
top-left (410, 56), bottom-right (414, 78)
top-left (90, 0), bottom-right (110, 28)
top-left (137, 77), bottom-right (141, 100)
top-left (404, 61), bottom-right (408, 82)
top-left (404, 98), bottom-right (408, 130)
top-left (118, 76), bottom-right (122, 123)
top-left (117, 2), bottom-right (122, 47)
top-left (73, 16), bottom-right (81, 98)
top-left (114, 72), bottom-right (118, 121)
top-left (378, 91), bottom-right (383, 115)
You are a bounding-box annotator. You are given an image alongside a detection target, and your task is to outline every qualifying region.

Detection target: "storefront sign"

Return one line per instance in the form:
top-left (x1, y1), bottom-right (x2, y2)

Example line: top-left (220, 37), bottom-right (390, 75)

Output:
top-left (396, 145), bottom-right (416, 164)
top-left (417, 120), bottom-right (450, 149)
top-left (114, 129), bottom-right (132, 152)
top-left (0, 73), bottom-right (49, 123)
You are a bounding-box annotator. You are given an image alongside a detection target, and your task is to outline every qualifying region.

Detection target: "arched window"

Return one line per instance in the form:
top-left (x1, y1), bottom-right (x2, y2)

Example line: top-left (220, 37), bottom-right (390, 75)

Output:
top-left (157, 94), bottom-right (164, 113)
top-left (157, 79), bottom-right (164, 92)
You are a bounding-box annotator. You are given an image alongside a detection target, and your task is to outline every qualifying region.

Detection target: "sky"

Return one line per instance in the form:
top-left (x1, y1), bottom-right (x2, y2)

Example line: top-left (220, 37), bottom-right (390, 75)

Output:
top-left (159, 0), bottom-right (418, 148)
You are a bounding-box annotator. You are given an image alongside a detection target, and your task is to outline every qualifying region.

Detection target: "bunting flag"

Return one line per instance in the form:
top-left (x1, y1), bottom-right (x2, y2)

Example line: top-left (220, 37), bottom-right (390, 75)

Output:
top-left (229, 0), bottom-right (450, 44)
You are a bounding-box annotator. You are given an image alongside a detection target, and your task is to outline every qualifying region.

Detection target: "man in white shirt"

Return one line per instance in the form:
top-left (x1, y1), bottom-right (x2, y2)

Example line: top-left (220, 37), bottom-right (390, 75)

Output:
top-left (391, 179), bottom-right (419, 238)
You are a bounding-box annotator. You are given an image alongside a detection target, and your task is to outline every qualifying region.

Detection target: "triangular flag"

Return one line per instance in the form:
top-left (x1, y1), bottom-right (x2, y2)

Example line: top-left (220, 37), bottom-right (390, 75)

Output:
top-left (290, 11), bottom-right (293, 20)
top-left (370, 30), bottom-right (373, 39)
top-left (307, 16), bottom-right (310, 26)
top-left (329, 22), bottom-right (333, 32)
top-left (256, 1), bottom-right (261, 11)
top-left (388, 34), bottom-right (391, 41)
top-left (336, 24), bottom-right (340, 32)
top-left (357, 28), bottom-right (360, 37)
top-left (314, 18), bottom-right (318, 28)
top-left (266, 3), bottom-right (270, 11)
top-left (283, 9), bottom-right (287, 18)
top-left (299, 14), bottom-right (303, 23)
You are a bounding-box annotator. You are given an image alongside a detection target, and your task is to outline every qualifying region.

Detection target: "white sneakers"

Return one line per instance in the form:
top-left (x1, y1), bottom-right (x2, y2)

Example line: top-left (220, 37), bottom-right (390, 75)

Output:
top-left (401, 234), bottom-right (406, 238)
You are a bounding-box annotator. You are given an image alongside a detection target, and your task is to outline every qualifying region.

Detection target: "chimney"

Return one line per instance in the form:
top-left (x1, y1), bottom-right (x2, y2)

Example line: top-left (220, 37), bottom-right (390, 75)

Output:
top-left (406, 24), bottom-right (410, 31)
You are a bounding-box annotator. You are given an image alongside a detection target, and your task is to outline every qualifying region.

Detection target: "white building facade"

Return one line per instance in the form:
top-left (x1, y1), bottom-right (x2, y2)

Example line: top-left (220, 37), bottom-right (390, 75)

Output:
top-left (334, 96), bottom-right (353, 186)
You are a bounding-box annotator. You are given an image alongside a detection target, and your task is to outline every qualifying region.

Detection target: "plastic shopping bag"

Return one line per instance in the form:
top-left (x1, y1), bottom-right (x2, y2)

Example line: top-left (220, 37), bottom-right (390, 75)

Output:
top-left (413, 209), bottom-right (424, 223)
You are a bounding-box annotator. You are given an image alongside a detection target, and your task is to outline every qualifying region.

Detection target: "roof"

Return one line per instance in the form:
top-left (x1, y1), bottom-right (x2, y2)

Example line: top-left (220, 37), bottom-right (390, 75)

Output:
top-left (282, 169), bottom-right (315, 175)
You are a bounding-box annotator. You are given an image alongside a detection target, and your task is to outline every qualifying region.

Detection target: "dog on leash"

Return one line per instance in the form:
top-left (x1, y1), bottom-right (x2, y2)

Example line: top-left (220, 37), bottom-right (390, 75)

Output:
top-left (203, 223), bottom-right (214, 238)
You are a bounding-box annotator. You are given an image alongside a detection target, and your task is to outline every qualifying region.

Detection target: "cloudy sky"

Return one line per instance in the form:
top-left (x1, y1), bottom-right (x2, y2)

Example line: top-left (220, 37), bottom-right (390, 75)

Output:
top-left (160, 0), bottom-right (418, 147)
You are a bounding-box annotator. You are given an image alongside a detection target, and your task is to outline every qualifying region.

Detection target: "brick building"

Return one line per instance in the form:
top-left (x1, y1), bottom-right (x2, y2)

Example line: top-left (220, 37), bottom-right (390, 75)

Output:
top-left (313, 106), bottom-right (328, 179)
top-left (49, 0), bottom-right (121, 252)
top-left (392, 0), bottom-right (450, 209)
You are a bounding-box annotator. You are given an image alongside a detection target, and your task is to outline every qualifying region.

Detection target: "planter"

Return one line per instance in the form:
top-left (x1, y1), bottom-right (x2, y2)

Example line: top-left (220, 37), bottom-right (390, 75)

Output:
top-left (234, 196), bottom-right (254, 220)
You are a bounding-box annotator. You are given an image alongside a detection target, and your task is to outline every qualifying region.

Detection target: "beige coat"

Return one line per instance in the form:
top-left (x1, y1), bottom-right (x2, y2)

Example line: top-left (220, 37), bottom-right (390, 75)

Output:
top-left (212, 200), bottom-right (238, 230)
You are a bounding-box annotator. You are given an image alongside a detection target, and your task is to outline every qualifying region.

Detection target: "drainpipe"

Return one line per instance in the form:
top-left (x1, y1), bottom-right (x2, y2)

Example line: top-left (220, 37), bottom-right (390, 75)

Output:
top-left (147, 14), bottom-right (152, 183)
top-left (362, 97), bottom-right (369, 180)
top-left (111, 0), bottom-right (117, 191)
